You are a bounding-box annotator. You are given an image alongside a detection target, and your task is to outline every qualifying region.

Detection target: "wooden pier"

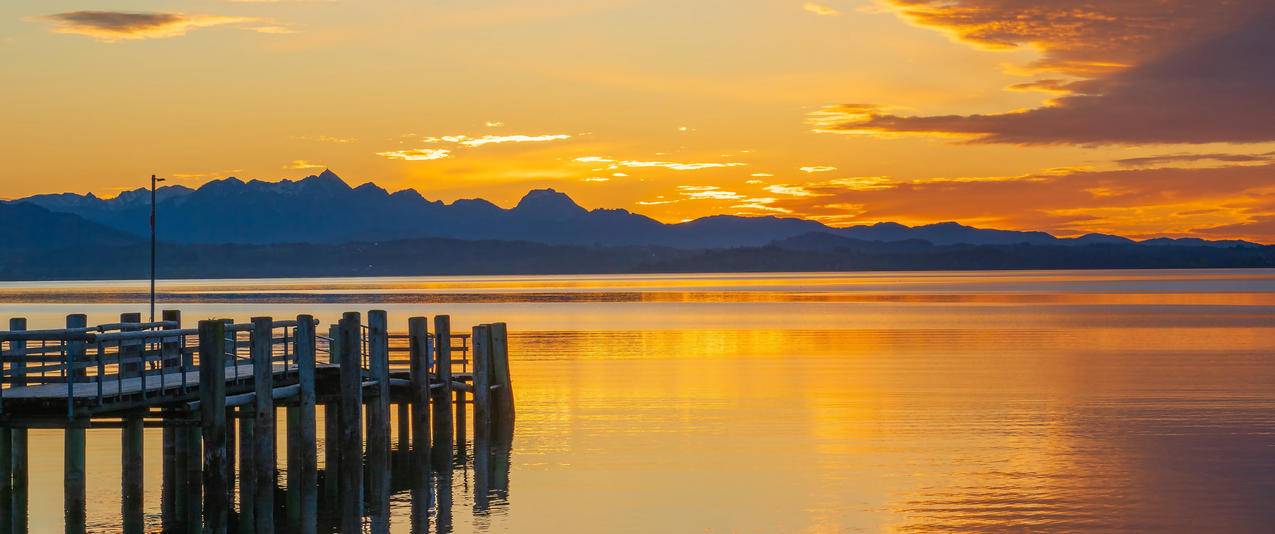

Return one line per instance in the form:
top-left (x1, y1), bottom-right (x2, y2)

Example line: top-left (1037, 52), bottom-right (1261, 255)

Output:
top-left (0, 310), bottom-right (514, 533)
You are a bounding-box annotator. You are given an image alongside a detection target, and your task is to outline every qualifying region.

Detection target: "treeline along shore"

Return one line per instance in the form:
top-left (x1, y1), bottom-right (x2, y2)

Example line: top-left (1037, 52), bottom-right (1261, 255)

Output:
top-left (4, 234), bottom-right (1274, 281)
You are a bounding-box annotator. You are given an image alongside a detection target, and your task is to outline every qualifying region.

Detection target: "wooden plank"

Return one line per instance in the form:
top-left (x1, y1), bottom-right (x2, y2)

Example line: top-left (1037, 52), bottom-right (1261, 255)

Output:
top-left (338, 312), bottom-right (363, 534)
top-left (199, 320), bottom-right (229, 533)
top-left (250, 317), bottom-right (275, 533)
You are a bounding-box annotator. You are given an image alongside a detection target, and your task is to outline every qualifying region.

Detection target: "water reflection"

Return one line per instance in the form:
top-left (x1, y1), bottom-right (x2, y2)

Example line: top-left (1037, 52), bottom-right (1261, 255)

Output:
top-left (2, 271), bottom-right (1274, 532)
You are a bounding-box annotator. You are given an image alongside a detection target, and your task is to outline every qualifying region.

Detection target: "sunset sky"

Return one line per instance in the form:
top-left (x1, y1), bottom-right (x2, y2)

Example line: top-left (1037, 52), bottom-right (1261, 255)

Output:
top-left (3, 1), bottom-right (1274, 241)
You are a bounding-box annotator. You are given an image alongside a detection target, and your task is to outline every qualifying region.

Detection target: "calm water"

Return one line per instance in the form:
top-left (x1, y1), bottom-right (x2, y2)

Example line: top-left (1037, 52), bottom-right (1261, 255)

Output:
top-left (4, 270), bottom-right (1275, 532)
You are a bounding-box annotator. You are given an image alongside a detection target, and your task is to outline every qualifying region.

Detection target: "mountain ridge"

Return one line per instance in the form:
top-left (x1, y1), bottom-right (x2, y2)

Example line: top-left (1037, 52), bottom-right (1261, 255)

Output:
top-left (8, 170), bottom-right (1263, 249)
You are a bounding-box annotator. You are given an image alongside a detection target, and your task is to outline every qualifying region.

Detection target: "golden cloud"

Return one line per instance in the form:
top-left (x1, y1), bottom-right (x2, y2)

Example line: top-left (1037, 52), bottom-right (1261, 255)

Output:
top-left (37, 11), bottom-right (268, 42)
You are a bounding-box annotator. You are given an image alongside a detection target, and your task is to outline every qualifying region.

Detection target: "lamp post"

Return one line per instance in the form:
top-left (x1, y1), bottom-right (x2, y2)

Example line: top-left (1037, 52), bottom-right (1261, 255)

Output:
top-left (150, 174), bottom-right (165, 322)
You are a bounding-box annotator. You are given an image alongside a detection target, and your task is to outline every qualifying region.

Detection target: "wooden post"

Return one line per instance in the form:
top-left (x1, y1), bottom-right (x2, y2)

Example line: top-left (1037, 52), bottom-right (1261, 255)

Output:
top-left (397, 402), bottom-right (410, 454)
top-left (472, 325), bottom-right (493, 444)
top-left (161, 422), bottom-right (175, 530)
top-left (322, 324), bottom-right (340, 507)
top-left (489, 323), bottom-right (515, 432)
top-left (225, 407), bottom-right (236, 505)
top-left (296, 315), bottom-right (318, 534)
top-left (119, 312), bottom-right (142, 378)
top-left (432, 315), bottom-right (453, 470)
top-left (338, 312), bottom-right (364, 533)
top-left (173, 421), bottom-right (188, 530)
top-left (367, 311), bottom-right (390, 462)
top-left (184, 425), bottom-right (202, 532)
top-left (408, 317), bottom-right (431, 473)
top-left (0, 425), bottom-right (10, 534)
top-left (199, 320), bottom-right (229, 533)
top-left (66, 314), bottom-right (87, 383)
top-left (65, 421), bottom-right (86, 534)
top-left (250, 317), bottom-right (275, 533)
top-left (238, 409), bottom-right (255, 533)
top-left (161, 310), bottom-right (182, 373)
top-left (8, 319), bottom-right (26, 534)
top-left (366, 311), bottom-right (391, 529)
top-left (287, 407), bottom-right (300, 526)
top-left (122, 415), bottom-right (145, 534)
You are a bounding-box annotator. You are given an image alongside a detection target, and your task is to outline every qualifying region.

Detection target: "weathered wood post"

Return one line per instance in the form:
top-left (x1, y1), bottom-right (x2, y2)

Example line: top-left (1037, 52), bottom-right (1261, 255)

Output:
top-left (122, 415), bottom-right (145, 534)
top-left (408, 317), bottom-right (431, 472)
top-left (338, 312), bottom-right (364, 533)
top-left (184, 424), bottom-right (202, 532)
top-left (199, 319), bottom-right (229, 533)
top-left (65, 419), bottom-right (86, 534)
top-left (119, 312), bottom-right (142, 378)
top-left (367, 310), bottom-right (391, 462)
top-left (489, 323), bottom-right (515, 434)
top-left (237, 408), bottom-right (255, 533)
top-left (322, 324), bottom-right (340, 507)
top-left (65, 314), bottom-right (90, 534)
top-left (296, 315), bottom-right (318, 534)
top-left (67, 314), bottom-right (87, 382)
top-left (472, 325), bottom-right (493, 511)
top-left (367, 310), bottom-right (392, 530)
top-left (8, 318), bottom-right (26, 534)
top-left (432, 315), bottom-right (453, 469)
top-left (397, 402), bottom-right (410, 454)
top-left (251, 317), bottom-right (275, 533)
top-left (0, 423), bottom-right (10, 534)
top-left (472, 325), bottom-right (493, 437)
top-left (173, 419), bottom-right (188, 530)
top-left (161, 310), bottom-right (182, 374)
top-left (161, 423), bottom-right (175, 530)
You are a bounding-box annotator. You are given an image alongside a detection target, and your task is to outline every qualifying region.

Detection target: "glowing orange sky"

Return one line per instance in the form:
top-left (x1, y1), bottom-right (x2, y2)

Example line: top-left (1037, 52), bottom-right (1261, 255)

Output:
top-left (2, 1), bottom-right (1274, 241)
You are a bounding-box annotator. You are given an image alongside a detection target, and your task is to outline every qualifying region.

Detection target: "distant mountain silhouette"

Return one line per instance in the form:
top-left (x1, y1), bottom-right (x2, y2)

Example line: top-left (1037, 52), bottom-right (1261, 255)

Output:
top-left (8, 170), bottom-right (1264, 249)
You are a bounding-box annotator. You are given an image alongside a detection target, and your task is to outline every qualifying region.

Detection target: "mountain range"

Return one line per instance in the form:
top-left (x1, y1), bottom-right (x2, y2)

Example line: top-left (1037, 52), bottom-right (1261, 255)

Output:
top-left (8, 170), bottom-right (1262, 249)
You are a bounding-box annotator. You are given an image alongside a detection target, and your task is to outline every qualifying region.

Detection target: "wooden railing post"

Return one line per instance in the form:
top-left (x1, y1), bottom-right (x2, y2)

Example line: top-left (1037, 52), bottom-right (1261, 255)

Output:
top-left (199, 319), bottom-right (229, 533)
top-left (250, 317), bottom-right (275, 533)
top-left (161, 310), bottom-right (182, 372)
top-left (337, 312), bottom-right (364, 533)
top-left (119, 312), bottom-right (142, 378)
top-left (67, 314), bottom-right (87, 384)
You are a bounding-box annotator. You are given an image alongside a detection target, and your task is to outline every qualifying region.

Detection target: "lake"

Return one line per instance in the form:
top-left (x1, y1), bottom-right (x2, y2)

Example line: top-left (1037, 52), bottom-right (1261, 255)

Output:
top-left (2, 270), bottom-right (1274, 532)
